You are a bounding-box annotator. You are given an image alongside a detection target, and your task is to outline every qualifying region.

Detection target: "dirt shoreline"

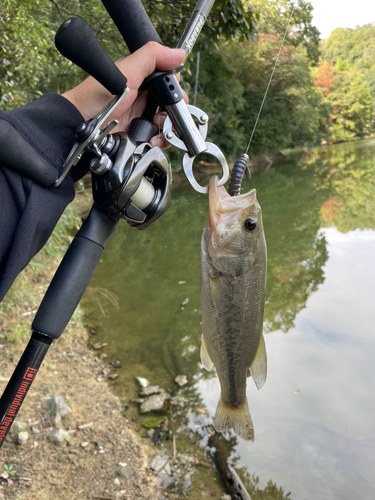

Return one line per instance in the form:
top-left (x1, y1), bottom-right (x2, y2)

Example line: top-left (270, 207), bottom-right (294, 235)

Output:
top-left (0, 194), bottom-right (167, 500)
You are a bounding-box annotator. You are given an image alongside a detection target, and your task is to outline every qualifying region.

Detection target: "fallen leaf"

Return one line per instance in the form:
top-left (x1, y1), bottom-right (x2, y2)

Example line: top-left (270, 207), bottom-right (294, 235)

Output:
top-left (142, 417), bottom-right (163, 428)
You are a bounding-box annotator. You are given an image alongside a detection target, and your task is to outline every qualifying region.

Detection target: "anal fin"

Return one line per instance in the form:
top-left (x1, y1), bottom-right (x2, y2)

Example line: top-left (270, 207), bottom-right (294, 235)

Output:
top-left (249, 334), bottom-right (267, 390)
top-left (200, 336), bottom-right (214, 371)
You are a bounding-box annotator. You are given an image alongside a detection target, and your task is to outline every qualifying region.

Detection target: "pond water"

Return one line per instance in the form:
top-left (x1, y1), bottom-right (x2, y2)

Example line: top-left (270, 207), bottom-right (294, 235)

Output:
top-left (81, 138), bottom-right (375, 499)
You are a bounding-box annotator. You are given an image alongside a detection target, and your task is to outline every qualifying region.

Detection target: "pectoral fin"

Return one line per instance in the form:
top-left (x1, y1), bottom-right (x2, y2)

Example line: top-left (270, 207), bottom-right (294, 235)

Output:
top-left (249, 334), bottom-right (267, 390)
top-left (209, 275), bottom-right (221, 313)
top-left (200, 336), bottom-right (214, 371)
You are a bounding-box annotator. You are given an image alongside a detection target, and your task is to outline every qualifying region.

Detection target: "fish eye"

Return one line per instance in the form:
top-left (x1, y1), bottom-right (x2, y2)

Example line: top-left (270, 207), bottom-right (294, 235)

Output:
top-left (244, 218), bottom-right (257, 231)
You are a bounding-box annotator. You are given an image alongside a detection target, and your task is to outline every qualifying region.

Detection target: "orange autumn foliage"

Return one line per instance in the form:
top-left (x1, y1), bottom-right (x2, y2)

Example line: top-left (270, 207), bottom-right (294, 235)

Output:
top-left (314, 61), bottom-right (336, 95)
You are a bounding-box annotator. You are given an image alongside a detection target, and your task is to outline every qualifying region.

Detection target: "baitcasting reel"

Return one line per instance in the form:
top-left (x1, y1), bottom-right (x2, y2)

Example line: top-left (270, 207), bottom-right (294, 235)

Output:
top-left (55, 90), bottom-right (172, 230)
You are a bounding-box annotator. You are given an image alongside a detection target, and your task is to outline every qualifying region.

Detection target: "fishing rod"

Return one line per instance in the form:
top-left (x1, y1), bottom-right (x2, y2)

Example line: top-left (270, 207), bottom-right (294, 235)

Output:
top-left (0, 0), bottom-right (229, 446)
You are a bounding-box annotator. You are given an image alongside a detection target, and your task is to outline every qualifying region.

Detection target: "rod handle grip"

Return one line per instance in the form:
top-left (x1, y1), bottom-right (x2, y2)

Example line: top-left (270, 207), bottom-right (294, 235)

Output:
top-left (32, 207), bottom-right (118, 339)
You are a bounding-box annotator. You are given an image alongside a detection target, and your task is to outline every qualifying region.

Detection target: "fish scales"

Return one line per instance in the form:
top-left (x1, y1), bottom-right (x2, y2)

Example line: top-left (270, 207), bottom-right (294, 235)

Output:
top-left (200, 175), bottom-right (267, 441)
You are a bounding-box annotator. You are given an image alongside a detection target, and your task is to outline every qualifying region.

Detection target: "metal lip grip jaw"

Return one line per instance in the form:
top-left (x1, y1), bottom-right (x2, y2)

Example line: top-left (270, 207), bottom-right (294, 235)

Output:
top-left (162, 104), bottom-right (229, 194)
top-left (101, 0), bottom-right (229, 195)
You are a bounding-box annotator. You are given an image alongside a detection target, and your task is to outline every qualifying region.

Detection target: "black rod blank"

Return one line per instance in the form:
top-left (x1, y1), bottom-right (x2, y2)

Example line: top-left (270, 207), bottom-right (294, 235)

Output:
top-left (0, 332), bottom-right (52, 448)
top-left (177, 0), bottom-right (215, 57)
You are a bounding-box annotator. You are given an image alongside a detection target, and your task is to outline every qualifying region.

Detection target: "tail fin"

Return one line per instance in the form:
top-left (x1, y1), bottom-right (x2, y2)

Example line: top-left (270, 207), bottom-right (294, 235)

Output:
top-left (214, 395), bottom-right (254, 441)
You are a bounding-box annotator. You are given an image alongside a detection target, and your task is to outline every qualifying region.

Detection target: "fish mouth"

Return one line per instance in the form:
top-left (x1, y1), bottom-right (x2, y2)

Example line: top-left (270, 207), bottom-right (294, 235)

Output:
top-left (209, 176), bottom-right (229, 232)
top-left (208, 175), bottom-right (257, 231)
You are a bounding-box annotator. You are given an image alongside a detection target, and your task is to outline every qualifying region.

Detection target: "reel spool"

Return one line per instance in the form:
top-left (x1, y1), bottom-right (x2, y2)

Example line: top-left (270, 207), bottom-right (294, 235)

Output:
top-left (90, 133), bottom-right (172, 230)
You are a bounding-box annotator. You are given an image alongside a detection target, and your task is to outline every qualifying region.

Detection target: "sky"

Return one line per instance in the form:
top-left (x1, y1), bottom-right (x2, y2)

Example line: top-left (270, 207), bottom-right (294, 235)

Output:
top-left (309, 0), bottom-right (375, 38)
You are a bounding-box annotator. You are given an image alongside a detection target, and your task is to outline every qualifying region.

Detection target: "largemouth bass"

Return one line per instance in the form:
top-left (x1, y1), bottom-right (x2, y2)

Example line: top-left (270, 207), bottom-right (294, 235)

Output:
top-left (200, 175), bottom-right (267, 441)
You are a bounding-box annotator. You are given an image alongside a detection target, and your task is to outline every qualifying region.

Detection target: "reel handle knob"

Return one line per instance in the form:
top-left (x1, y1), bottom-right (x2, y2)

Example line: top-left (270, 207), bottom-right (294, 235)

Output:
top-left (55, 17), bottom-right (127, 95)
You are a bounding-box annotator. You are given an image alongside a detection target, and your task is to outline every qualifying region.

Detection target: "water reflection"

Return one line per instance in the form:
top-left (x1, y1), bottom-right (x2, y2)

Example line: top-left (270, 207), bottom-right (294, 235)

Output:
top-left (232, 227), bottom-right (375, 500)
top-left (82, 139), bottom-right (375, 499)
top-left (312, 140), bottom-right (375, 233)
top-left (253, 166), bottom-right (329, 333)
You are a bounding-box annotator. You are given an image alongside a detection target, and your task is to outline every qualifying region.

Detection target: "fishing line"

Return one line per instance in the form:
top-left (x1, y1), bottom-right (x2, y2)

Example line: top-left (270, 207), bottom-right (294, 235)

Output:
top-left (158, 107), bottom-right (162, 140)
top-left (245, 4), bottom-right (296, 154)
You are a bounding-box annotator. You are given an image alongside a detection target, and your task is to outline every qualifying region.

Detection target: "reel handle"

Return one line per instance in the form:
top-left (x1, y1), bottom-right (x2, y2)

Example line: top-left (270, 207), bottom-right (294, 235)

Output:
top-left (55, 17), bottom-right (127, 95)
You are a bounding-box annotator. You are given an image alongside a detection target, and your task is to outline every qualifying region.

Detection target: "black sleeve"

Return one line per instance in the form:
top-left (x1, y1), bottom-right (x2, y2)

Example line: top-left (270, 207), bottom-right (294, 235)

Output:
top-left (0, 93), bottom-right (85, 302)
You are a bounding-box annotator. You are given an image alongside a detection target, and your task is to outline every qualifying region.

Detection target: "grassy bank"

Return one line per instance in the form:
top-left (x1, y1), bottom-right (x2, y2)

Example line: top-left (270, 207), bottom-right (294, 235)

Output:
top-left (0, 201), bottom-right (83, 345)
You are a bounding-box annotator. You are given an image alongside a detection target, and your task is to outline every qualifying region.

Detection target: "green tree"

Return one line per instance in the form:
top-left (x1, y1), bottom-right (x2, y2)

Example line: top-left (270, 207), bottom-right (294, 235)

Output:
top-left (323, 24), bottom-right (375, 70)
top-left (145, 0), bottom-right (258, 49)
top-left (365, 67), bottom-right (375, 100)
top-left (207, 29), bottom-right (328, 157)
top-left (326, 69), bottom-right (373, 142)
top-left (322, 24), bottom-right (375, 102)
top-left (250, 0), bottom-right (320, 64)
top-left (0, 0), bottom-right (82, 109)
top-left (187, 0), bottom-right (325, 158)
top-left (322, 27), bottom-right (348, 63)
top-left (192, 48), bottom-right (246, 157)
top-left (0, 0), bottom-right (259, 110)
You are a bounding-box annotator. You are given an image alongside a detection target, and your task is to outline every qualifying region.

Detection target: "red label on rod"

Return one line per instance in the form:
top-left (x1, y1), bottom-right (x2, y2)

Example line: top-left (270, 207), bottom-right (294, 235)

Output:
top-left (0, 366), bottom-right (36, 443)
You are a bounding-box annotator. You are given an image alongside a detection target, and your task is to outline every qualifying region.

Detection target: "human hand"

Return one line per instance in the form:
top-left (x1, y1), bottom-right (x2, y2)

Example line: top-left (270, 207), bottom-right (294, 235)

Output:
top-left (62, 42), bottom-right (187, 149)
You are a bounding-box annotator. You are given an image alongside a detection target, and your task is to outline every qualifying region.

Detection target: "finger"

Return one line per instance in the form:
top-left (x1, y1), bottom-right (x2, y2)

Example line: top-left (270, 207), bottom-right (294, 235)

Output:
top-left (153, 111), bottom-right (167, 129)
top-left (150, 133), bottom-right (170, 150)
top-left (116, 43), bottom-right (186, 90)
